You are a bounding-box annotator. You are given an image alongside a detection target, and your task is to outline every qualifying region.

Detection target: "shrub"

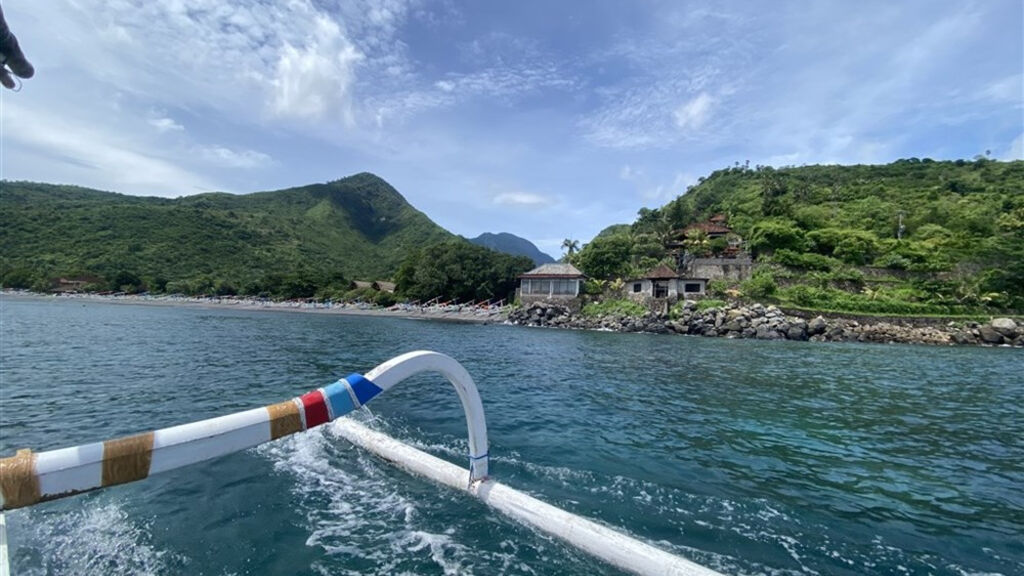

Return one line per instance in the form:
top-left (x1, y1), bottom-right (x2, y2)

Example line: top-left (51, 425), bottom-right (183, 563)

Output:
top-left (806, 228), bottom-right (880, 265)
top-left (873, 253), bottom-right (912, 270)
top-left (695, 299), bottom-right (727, 311)
top-left (779, 285), bottom-right (834, 308)
top-left (771, 249), bottom-right (837, 271)
top-left (741, 269), bottom-right (777, 299)
top-left (707, 279), bottom-right (730, 297)
top-left (582, 278), bottom-right (607, 295)
top-left (374, 290), bottom-right (398, 307)
top-left (747, 220), bottom-right (807, 255)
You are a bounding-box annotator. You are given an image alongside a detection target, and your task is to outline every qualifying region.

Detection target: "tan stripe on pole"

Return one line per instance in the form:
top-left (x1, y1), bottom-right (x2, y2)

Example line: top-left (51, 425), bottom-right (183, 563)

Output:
top-left (0, 449), bottom-right (40, 509)
top-left (266, 401), bottom-right (303, 439)
top-left (102, 432), bottom-right (155, 487)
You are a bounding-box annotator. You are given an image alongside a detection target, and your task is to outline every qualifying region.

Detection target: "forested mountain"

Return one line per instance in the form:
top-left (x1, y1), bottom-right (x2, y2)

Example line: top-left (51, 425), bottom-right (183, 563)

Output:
top-left (0, 173), bottom-right (453, 295)
top-left (468, 232), bottom-right (554, 266)
top-left (573, 158), bottom-right (1024, 313)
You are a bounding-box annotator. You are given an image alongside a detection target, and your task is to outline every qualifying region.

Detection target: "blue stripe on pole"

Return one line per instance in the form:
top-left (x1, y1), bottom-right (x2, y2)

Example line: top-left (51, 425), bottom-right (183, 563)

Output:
top-left (347, 373), bottom-right (383, 406)
top-left (323, 380), bottom-right (356, 419)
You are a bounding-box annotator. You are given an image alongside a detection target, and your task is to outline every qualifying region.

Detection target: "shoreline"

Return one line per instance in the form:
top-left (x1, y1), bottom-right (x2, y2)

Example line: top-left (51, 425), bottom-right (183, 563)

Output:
top-left (6, 290), bottom-right (1022, 347)
top-left (508, 301), bottom-right (1024, 348)
top-left (0, 290), bottom-right (507, 325)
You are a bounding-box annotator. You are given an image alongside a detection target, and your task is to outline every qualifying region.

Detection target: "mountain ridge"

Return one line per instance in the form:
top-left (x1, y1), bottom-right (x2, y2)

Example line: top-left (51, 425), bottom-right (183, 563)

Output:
top-left (468, 232), bottom-right (554, 266)
top-left (0, 173), bottom-right (453, 293)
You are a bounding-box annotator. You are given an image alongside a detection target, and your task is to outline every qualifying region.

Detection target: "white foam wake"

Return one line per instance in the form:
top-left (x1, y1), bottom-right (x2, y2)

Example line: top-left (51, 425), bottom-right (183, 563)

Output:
top-left (11, 502), bottom-right (182, 575)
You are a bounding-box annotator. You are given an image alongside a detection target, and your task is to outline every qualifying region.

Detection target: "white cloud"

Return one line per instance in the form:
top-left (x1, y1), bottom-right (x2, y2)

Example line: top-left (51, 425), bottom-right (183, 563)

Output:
top-left (619, 164), bottom-right (642, 181)
top-left (270, 15), bottom-right (363, 123)
top-left (636, 173), bottom-right (693, 203)
top-left (2, 101), bottom-right (221, 196)
top-left (196, 146), bottom-right (272, 169)
top-left (493, 192), bottom-right (551, 207)
top-left (11, 1), bottom-right (399, 130)
top-left (579, 7), bottom-right (749, 150)
top-left (148, 117), bottom-right (184, 133)
top-left (1002, 133), bottom-right (1024, 161)
top-left (980, 74), bottom-right (1023, 104)
top-left (673, 93), bottom-right (713, 131)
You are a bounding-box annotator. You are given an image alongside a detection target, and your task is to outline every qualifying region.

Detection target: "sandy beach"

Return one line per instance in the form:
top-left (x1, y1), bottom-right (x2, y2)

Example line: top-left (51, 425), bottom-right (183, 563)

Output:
top-left (0, 290), bottom-right (509, 324)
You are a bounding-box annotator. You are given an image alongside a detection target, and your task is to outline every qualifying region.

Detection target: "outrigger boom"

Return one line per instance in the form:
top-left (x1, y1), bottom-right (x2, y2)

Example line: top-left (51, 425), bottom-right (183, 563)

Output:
top-left (0, 351), bottom-right (722, 576)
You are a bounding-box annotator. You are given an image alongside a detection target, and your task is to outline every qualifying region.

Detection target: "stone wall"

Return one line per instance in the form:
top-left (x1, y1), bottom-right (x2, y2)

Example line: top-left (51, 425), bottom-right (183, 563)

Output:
top-left (507, 301), bottom-right (1022, 347)
top-left (518, 293), bottom-right (583, 312)
top-left (687, 257), bottom-right (753, 281)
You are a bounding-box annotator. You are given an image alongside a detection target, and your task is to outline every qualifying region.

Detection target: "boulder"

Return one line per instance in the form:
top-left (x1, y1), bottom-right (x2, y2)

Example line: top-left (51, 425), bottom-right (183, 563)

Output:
top-left (787, 322), bottom-right (808, 341)
top-left (978, 325), bottom-right (1004, 345)
top-left (723, 319), bottom-right (744, 332)
top-left (808, 316), bottom-right (828, 336)
top-left (990, 318), bottom-right (1018, 338)
top-left (950, 331), bottom-right (974, 345)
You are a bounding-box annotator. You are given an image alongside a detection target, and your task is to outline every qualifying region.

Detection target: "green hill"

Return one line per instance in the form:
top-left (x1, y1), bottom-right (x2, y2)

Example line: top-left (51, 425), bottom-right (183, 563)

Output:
top-left (576, 158), bottom-right (1024, 314)
top-left (0, 173), bottom-right (453, 295)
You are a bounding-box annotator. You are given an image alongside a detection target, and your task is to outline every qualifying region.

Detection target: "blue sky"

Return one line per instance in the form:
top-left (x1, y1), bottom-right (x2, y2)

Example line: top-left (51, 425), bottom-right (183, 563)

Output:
top-left (1, 1), bottom-right (1021, 258)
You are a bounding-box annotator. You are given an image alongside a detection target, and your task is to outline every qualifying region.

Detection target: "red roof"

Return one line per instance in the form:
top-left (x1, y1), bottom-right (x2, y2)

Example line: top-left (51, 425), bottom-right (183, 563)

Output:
top-left (682, 221), bottom-right (731, 235)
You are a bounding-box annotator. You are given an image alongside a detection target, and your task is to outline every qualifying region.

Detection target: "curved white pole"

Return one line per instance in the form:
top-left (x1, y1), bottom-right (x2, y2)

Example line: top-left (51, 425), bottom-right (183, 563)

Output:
top-left (0, 351), bottom-right (487, 511)
top-left (333, 419), bottom-right (723, 576)
top-left (363, 351), bottom-right (489, 479)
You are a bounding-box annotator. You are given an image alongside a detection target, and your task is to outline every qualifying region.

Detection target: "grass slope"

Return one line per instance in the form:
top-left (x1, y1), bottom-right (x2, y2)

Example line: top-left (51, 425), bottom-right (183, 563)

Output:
top-left (619, 158), bottom-right (1024, 313)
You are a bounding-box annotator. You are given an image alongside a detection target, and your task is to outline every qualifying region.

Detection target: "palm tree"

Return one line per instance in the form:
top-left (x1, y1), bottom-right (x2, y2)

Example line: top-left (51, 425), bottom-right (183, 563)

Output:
top-left (561, 238), bottom-right (580, 257)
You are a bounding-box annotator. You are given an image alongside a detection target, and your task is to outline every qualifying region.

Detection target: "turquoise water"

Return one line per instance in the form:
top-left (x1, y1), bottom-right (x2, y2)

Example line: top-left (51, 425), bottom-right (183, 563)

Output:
top-left (1, 296), bottom-right (1021, 575)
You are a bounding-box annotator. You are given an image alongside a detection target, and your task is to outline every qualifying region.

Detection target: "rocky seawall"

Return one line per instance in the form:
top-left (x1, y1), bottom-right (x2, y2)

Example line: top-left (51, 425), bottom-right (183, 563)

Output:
top-left (507, 301), bottom-right (1023, 347)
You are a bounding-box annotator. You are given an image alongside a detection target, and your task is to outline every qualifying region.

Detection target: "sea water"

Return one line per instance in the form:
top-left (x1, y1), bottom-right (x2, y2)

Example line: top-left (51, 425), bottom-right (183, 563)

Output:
top-left (1, 296), bottom-right (1021, 575)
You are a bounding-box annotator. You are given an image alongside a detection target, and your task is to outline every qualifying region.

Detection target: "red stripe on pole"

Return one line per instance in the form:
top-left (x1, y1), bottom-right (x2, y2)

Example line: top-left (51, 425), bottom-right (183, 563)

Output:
top-left (300, 390), bottom-right (330, 428)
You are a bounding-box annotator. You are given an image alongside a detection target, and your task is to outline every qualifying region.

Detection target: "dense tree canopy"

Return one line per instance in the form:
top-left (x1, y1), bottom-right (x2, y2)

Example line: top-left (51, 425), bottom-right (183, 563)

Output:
top-left (573, 234), bottom-right (634, 280)
top-left (395, 240), bottom-right (533, 303)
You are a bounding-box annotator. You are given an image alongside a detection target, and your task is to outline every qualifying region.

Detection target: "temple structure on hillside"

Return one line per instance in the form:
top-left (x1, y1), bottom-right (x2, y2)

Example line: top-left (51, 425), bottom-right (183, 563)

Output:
top-left (666, 214), bottom-right (753, 281)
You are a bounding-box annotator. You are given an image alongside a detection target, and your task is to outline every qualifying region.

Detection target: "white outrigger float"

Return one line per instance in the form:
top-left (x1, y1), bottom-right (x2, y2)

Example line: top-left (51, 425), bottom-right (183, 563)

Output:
top-left (0, 351), bottom-right (722, 576)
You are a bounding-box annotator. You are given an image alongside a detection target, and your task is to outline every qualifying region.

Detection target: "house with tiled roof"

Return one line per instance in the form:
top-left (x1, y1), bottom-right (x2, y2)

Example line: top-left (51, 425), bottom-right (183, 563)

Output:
top-left (517, 263), bottom-right (586, 306)
top-left (625, 264), bottom-right (707, 304)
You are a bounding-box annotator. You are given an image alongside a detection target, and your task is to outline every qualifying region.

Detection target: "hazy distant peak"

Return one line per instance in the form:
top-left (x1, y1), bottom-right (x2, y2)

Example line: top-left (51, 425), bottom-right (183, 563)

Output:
top-left (469, 232), bottom-right (555, 266)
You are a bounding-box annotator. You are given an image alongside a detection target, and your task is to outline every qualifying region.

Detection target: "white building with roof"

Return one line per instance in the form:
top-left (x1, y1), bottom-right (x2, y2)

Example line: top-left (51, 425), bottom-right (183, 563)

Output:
top-left (517, 263), bottom-right (586, 306)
